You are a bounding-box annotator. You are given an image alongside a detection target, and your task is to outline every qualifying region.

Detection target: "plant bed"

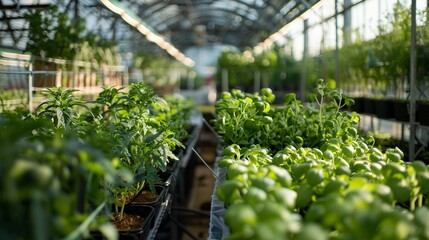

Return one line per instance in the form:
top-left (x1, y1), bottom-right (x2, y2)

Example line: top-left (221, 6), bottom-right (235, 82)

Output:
top-left (210, 81), bottom-right (429, 239)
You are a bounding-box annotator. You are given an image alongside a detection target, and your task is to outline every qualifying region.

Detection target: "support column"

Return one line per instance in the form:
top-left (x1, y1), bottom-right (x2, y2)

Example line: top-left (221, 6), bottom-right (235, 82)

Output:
top-left (300, 19), bottom-right (309, 101)
top-left (27, 62), bottom-right (33, 113)
top-left (409, 0), bottom-right (417, 161)
top-left (334, 0), bottom-right (340, 87)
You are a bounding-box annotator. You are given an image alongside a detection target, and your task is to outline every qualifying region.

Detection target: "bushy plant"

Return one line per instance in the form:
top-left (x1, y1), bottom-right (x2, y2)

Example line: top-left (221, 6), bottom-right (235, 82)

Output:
top-left (213, 80), bottom-right (429, 239)
top-left (0, 82), bottom-right (195, 238)
top-left (0, 112), bottom-right (124, 240)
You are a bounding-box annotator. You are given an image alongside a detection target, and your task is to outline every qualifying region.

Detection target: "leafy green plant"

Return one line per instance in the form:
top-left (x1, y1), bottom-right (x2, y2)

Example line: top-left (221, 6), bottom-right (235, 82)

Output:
top-left (0, 112), bottom-right (125, 240)
top-left (35, 87), bottom-right (94, 129)
top-left (0, 82), bottom-right (195, 238)
top-left (154, 94), bottom-right (195, 142)
top-left (25, 6), bottom-right (85, 60)
top-left (214, 79), bottom-right (357, 151)
top-left (213, 80), bottom-right (429, 239)
top-left (94, 82), bottom-right (184, 221)
top-left (213, 87), bottom-right (275, 146)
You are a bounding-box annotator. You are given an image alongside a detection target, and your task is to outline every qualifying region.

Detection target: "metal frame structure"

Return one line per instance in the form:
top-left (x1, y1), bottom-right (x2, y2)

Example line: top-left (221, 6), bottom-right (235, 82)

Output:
top-left (1, 0), bottom-right (322, 53)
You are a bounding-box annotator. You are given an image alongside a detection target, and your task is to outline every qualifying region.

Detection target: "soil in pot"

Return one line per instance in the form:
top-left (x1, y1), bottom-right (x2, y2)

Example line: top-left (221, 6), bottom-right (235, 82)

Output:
top-left (131, 185), bottom-right (166, 219)
top-left (110, 212), bottom-right (146, 231)
top-left (92, 206), bottom-right (154, 240)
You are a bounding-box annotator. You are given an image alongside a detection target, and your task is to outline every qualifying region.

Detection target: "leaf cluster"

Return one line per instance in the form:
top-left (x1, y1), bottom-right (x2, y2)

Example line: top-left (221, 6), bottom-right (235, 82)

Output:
top-left (214, 80), bottom-right (429, 239)
top-left (0, 82), bottom-right (195, 239)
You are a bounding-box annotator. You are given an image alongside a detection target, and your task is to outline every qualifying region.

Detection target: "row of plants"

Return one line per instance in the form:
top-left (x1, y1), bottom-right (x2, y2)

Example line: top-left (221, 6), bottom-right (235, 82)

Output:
top-left (212, 79), bottom-right (429, 239)
top-left (216, 2), bottom-right (429, 101)
top-left (216, 46), bottom-right (300, 93)
top-left (132, 52), bottom-right (196, 92)
top-left (335, 2), bottom-right (429, 99)
top-left (0, 82), bottom-right (196, 239)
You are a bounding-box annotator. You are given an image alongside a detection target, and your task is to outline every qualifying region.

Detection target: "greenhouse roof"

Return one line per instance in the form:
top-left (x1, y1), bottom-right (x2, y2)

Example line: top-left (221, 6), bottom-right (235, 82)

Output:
top-left (0, 0), bottom-right (52, 49)
top-left (0, 0), bottom-right (322, 55)
top-left (129, 0), bottom-right (322, 51)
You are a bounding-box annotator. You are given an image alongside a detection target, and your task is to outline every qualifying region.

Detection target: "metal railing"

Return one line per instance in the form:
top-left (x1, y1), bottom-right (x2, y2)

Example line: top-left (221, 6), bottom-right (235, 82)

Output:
top-left (0, 57), bottom-right (128, 112)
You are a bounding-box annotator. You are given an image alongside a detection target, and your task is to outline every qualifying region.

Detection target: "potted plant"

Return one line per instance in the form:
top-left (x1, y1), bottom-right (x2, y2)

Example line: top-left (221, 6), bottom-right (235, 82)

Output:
top-left (94, 82), bottom-right (183, 206)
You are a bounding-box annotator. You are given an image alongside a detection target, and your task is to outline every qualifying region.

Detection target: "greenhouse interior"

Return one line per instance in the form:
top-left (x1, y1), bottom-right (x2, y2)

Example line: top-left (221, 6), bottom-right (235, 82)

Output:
top-left (1, 0), bottom-right (429, 239)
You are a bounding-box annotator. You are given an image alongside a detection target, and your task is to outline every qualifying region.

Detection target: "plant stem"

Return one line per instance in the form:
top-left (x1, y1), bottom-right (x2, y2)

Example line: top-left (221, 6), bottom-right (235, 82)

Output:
top-left (410, 196), bottom-right (416, 212)
top-left (418, 194), bottom-right (423, 208)
top-left (119, 197), bottom-right (126, 221)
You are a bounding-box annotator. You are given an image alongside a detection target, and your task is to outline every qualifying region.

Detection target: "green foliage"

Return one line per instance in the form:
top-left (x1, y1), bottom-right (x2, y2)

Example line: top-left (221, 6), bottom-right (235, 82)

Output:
top-left (35, 87), bottom-right (94, 129)
top-left (94, 82), bottom-right (187, 217)
top-left (213, 87), bottom-right (275, 146)
top-left (332, 1), bottom-right (428, 97)
top-left (133, 52), bottom-right (189, 89)
top-left (24, 6), bottom-right (120, 67)
top-left (213, 80), bottom-right (429, 239)
top-left (214, 79), bottom-right (357, 150)
top-left (25, 6), bottom-right (84, 60)
top-left (216, 47), bottom-right (299, 91)
top-left (0, 113), bottom-right (122, 240)
top-left (0, 83), bottom-right (195, 239)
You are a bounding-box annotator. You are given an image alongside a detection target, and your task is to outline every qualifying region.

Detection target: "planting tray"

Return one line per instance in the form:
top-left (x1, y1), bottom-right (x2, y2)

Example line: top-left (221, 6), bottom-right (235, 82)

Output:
top-left (157, 170), bottom-right (177, 194)
top-left (146, 193), bottom-right (172, 240)
top-left (120, 205), bottom-right (155, 240)
top-left (208, 156), bottom-right (230, 240)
